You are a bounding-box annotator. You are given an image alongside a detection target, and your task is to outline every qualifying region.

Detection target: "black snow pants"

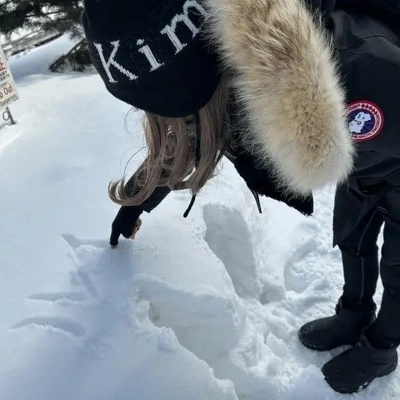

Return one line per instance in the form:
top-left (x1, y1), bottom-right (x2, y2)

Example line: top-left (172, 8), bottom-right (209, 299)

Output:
top-left (335, 182), bottom-right (400, 348)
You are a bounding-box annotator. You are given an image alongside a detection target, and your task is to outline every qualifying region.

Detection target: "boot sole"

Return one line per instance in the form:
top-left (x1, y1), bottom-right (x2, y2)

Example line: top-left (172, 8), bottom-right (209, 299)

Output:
top-left (299, 339), bottom-right (332, 352)
top-left (298, 331), bottom-right (349, 352)
top-left (325, 359), bottom-right (398, 394)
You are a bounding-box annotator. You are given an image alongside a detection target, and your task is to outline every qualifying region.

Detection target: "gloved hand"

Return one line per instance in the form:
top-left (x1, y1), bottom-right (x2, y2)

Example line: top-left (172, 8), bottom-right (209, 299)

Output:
top-left (110, 206), bottom-right (143, 247)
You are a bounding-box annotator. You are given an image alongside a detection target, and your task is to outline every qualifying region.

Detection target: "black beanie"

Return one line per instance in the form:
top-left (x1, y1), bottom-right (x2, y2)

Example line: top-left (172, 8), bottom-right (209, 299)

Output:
top-left (82, 0), bottom-right (219, 118)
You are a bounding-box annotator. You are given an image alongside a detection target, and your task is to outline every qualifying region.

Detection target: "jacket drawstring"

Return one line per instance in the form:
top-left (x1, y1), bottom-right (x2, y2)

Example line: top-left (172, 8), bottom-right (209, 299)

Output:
top-left (184, 112), bottom-right (201, 218)
top-left (250, 189), bottom-right (263, 214)
top-left (183, 194), bottom-right (197, 218)
top-left (184, 113), bottom-right (263, 217)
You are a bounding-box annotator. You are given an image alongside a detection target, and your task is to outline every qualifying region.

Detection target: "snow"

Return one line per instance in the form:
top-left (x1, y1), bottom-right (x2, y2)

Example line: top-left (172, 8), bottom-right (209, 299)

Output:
top-left (0, 35), bottom-right (396, 400)
top-left (8, 34), bottom-right (80, 82)
top-left (1, 28), bottom-right (34, 43)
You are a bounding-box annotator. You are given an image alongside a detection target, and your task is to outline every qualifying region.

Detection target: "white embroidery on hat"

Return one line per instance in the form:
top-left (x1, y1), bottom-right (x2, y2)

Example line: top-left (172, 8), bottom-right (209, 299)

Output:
top-left (94, 41), bottom-right (138, 83)
top-left (93, 0), bottom-right (209, 82)
top-left (137, 39), bottom-right (164, 72)
top-left (160, 0), bottom-right (208, 54)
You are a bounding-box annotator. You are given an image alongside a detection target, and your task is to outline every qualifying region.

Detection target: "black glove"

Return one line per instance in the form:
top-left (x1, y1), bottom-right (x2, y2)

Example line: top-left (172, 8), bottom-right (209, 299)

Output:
top-left (234, 154), bottom-right (314, 216)
top-left (110, 206), bottom-right (143, 247)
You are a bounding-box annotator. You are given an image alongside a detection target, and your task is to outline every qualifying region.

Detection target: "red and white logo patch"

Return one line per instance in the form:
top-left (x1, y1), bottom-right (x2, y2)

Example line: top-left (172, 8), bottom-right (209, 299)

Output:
top-left (346, 101), bottom-right (384, 142)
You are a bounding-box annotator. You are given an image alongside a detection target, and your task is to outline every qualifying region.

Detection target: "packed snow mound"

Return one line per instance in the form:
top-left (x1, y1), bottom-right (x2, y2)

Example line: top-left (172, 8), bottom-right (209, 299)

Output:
top-left (0, 35), bottom-right (396, 400)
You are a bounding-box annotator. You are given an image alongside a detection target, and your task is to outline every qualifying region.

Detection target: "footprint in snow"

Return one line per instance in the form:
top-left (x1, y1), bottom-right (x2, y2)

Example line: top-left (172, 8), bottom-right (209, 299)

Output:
top-left (283, 222), bottom-right (325, 294)
top-left (203, 204), bottom-right (261, 300)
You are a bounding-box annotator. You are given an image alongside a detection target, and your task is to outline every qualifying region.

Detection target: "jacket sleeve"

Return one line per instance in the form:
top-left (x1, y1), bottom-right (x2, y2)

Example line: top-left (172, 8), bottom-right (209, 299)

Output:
top-left (228, 95), bottom-right (314, 216)
top-left (124, 172), bottom-right (171, 213)
top-left (109, 169), bottom-right (171, 246)
top-left (140, 186), bottom-right (171, 213)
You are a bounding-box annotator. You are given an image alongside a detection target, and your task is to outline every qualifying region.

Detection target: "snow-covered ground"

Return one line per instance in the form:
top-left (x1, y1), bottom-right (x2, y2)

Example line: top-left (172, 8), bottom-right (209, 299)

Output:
top-left (0, 35), bottom-right (396, 400)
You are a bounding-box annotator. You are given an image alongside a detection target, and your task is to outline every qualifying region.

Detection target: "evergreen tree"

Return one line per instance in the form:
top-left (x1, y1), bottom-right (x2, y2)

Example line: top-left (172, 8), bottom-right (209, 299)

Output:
top-left (0, 1), bottom-right (91, 72)
top-left (0, 0), bottom-right (83, 38)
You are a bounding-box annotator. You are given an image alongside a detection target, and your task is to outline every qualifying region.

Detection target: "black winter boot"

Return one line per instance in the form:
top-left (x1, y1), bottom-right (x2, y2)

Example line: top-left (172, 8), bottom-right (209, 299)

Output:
top-left (322, 336), bottom-right (398, 394)
top-left (298, 300), bottom-right (376, 351)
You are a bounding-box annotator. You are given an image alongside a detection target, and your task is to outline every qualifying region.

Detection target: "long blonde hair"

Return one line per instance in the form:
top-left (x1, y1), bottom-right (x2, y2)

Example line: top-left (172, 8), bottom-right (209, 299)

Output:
top-left (108, 74), bottom-right (231, 206)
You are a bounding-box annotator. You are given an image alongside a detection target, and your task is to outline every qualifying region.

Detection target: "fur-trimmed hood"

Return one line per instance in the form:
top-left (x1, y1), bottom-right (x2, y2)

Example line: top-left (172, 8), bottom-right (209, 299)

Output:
top-left (204, 0), bottom-right (354, 194)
